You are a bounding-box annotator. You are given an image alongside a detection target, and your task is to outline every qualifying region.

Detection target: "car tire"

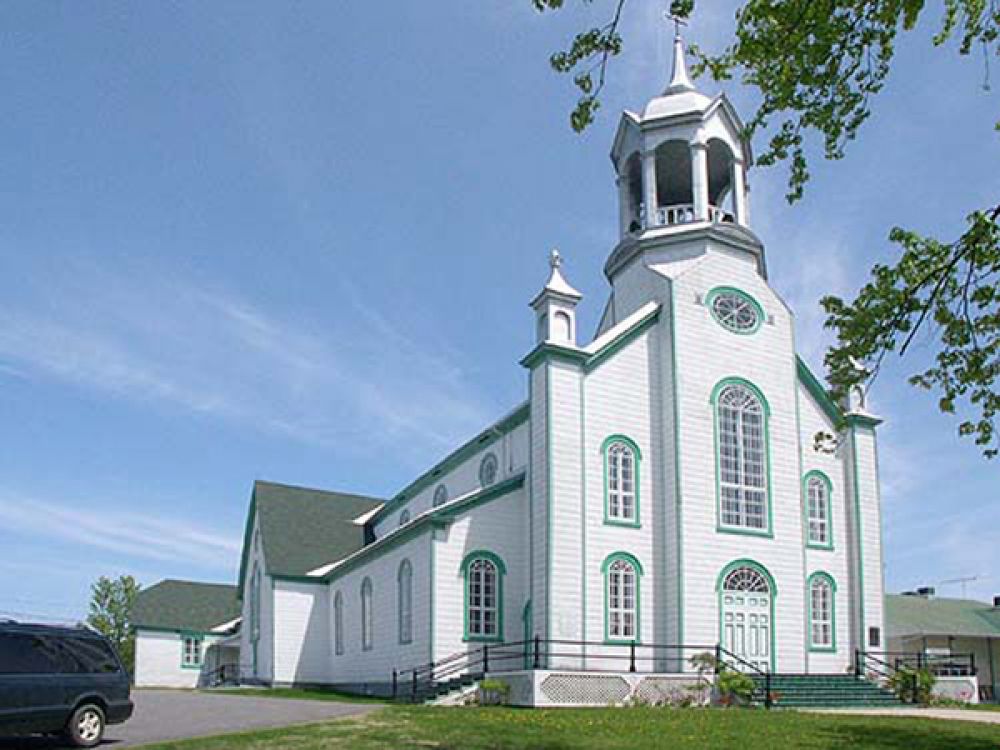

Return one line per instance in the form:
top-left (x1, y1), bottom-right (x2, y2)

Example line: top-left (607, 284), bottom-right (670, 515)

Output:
top-left (65, 703), bottom-right (105, 748)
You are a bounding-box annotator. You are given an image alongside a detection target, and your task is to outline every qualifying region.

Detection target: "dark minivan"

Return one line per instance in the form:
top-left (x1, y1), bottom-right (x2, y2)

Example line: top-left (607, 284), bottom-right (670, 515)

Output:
top-left (0, 621), bottom-right (133, 747)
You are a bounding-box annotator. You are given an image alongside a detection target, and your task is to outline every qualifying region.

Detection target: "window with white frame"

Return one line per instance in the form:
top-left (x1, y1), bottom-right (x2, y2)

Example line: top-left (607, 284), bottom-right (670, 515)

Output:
top-left (606, 440), bottom-right (638, 523)
top-left (809, 575), bottom-right (834, 649)
top-left (398, 560), bottom-right (412, 644)
top-left (181, 635), bottom-right (202, 667)
top-left (717, 383), bottom-right (768, 530)
top-left (433, 484), bottom-right (448, 507)
top-left (806, 474), bottom-right (831, 546)
top-left (466, 558), bottom-right (499, 639)
top-left (361, 577), bottom-right (373, 651)
top-left (479, 453), bottom-right (499, 487)
top-left (606, 558), bottom-right (638, 641)
top-left (333, 591), bottom-right (344, 656)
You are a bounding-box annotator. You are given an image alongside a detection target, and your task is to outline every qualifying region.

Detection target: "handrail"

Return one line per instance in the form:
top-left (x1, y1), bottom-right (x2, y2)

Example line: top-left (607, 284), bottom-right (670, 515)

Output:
top-left (716, 644), bottom-right (772, 709)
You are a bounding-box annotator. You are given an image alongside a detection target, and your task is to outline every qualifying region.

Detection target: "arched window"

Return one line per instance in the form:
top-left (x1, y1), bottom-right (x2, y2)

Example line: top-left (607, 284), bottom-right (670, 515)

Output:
top-left (462, 551), bottom-right (506, 642)
top-left (714, 380), bottom-right (770, 533)
top-left (399, 510), bottom-right (410, 527)
top-left (433, 484), bottom-right (448, 507)
top-left (603, 553), bottom-right (642, 642)
top-left (333, 591), bottom-right (344, 656)
top-left (603, 436), bottom-right (640, 526)
top-left (398, 560), bottom-right (413, 645)
top-left (479, 452), bottom-right (499, 488)
top-left (553, 311), bottom-right (572, 342)
top-left (808, 573), bottom-right (836, 651)
top-left (360, 577), bottom-right (373, 651)
top-left (805, 472), bottom-right (833, 548)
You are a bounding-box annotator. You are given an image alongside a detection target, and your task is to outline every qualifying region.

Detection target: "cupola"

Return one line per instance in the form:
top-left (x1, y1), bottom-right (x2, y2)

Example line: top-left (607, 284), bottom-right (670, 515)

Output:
top-left (530, 250), bottom-right (582, 346)
top-left (610, 31), bottom-right (752, 240)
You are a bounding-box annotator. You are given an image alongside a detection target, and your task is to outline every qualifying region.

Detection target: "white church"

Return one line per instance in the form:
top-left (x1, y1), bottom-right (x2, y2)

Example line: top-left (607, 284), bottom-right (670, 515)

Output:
top-left (134, 36), bottom-right (892, 707)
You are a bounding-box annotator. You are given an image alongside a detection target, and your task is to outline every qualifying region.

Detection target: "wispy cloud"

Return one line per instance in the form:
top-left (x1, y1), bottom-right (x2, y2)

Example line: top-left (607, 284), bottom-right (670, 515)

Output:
top-left (0, 490), bottom-right (239, 570)
top-left (0, 262), bottom-right (497, 464)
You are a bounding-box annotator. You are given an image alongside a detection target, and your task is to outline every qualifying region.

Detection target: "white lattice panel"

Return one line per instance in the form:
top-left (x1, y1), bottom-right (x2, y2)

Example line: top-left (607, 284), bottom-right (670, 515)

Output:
top-left (540, 674), bottom-right (631, 704)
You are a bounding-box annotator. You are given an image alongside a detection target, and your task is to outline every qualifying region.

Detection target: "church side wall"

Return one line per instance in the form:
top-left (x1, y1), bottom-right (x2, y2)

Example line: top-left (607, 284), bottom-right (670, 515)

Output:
top-left (581, 324), bottom-right (659, 665)
top-left (238, 512), bottom-right (274, 683)
top-left (798, 384), bottom-right (852, 673)
top-left (529, 367), bottom-right (548, 640)
top-left (272, 582), bottom-right (331, 685)
top-left (433, 489), bottom-right (527, 667)
top-left (670, 247), bottom-right (808, 672)
top-left (327, 532), bottom-right (431, 694)
top-left (372, 422), bottom-right (529, 538)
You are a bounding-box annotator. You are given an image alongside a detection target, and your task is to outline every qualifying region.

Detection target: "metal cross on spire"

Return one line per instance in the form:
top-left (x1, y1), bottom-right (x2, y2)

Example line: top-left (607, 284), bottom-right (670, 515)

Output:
top-left (664, 10), bottom-right (688, 41)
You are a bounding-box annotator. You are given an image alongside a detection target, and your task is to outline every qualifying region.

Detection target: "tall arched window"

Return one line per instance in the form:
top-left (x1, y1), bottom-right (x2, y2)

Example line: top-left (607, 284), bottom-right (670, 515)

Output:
top-left (603, 436), bottom-right (641, 526)
top-left (808, 573), bottom-right (836, 651)
top-left (333, 591), bottom-right (344, 656)
top-left (805, 472), bottom-right (833, 548)
top-left (398, 560), bottom-right (412, 645)
top-left (714, 380), bottom-right (770, 533)
top-left (462, 551), bottom-right (506, 642)
top-left (360, 577), bottom-right (373, 651)
top-left (603, 552), bottom-right (642, 642)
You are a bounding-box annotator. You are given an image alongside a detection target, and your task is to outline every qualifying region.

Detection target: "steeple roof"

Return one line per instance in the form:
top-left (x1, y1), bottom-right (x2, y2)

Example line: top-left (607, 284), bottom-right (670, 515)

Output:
top-left (642, 33), bottom-right (712, 121)
top-left (531, 249), bottom-right (581, 308)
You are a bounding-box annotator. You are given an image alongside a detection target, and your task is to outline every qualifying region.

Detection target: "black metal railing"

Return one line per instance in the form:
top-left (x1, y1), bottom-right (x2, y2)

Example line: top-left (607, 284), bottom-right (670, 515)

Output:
top-left (854, 649), bottom-right (975, 704)
top-left (716, 644), bottom-right (773, 709)
top-left (393, 638), bottom-right (747, 705)
top-left (199, 663), bottom-right (241, 688)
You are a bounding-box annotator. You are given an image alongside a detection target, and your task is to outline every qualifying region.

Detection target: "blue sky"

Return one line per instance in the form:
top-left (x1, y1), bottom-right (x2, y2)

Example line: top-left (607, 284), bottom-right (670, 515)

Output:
top-left (0, 2), bottom-right (997, 622)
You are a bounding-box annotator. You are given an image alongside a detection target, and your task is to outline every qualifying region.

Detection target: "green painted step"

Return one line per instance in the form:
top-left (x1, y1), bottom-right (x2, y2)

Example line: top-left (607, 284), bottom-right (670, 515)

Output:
top-left (749, 674), bottom-right (902, 709)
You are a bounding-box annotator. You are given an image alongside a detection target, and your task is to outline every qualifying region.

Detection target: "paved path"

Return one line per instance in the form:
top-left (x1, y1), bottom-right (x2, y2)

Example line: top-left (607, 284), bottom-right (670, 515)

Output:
top-left (0, 689), bottom-right (381, 748)
top-left (811, 707), bottom-right (1000, 725)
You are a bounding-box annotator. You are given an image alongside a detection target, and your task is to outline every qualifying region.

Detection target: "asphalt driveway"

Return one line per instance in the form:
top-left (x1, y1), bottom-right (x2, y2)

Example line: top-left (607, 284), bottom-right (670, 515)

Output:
top-left (1, 689), bottom-right (381, 748)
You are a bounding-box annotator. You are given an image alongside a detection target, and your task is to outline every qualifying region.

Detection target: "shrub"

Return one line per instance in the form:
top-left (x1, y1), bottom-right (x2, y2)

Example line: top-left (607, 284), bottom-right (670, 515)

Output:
top-left (888, 667), bottom-right (936, 705)
top-left (477, 678), bottom-right (511, 706)
top-left (717, 669), bottom-right (756, 706)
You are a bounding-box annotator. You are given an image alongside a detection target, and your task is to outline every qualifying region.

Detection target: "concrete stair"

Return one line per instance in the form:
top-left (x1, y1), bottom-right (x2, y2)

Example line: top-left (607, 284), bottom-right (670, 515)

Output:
top-left (751, 674), bottom-right (902, 709)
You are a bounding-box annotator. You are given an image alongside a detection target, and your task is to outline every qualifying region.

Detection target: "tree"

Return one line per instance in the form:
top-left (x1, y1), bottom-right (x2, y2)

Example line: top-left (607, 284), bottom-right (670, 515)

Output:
top-left (535, 0), bottom-right (1000, 456)
top-left (87, 575), bottom-right (140, 674)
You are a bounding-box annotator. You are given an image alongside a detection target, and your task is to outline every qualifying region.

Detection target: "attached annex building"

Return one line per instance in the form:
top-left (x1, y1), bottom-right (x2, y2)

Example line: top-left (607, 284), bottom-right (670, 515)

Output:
top-left (233, 37), bottom-right (886, 699)
top-left (138, 38), bottom-right (889, 702)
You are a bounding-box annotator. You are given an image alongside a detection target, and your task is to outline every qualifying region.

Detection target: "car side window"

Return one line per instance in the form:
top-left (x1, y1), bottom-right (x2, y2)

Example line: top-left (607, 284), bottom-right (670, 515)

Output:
top-left (66, 637), bottom-right (120, 673)
top-left (0, 633), bottom-right (61, 674)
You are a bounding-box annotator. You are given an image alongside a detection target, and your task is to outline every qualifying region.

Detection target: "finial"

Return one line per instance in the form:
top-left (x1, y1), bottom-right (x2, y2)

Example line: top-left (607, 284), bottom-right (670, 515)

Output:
top-left (549, 248), bottom-right (562, 270)
top-left (663, 11), bottom-right (695, 94)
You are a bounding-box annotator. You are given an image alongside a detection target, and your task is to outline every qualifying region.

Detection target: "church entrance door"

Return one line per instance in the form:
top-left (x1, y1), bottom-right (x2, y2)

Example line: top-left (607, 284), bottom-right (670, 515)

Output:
top-left (720, 565), bottom-right (773, 672)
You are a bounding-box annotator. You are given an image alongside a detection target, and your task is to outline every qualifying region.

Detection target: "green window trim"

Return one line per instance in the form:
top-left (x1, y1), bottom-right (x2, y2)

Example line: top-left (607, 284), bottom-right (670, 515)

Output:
top-left (333, 590), bottom-right (344, 656)
top-left (711, 377), bottom-right (774, 538)
top-left (180, 633), bottom-right (205, 670)
top-left (716, 558), bottom-right (777, 672)
top-left (522, 600), bottom-right (533, 668)
top-left (706, 286), bottom-right (765, 335)
top-left (601, 434), bottom-right (642, 528)
top-left (602, 551), bottom-right (643, 645)
top-left (461, 550), bottom-right (506, 643)
top-left (807, 571), bottom-right (838, 653)
top-left (803, 470), bottom-right (835, 551)
top-left (398, 559), bottom-right (413, 645)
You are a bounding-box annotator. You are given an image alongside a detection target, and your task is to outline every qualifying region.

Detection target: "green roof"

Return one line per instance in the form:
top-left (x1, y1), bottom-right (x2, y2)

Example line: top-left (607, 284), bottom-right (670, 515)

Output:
top-left (133, 579), bottom-right (240, 632)
top-left (237, 480), bottom-right (384, 597)
top-left (886, 594), bottom-right (1000, 639)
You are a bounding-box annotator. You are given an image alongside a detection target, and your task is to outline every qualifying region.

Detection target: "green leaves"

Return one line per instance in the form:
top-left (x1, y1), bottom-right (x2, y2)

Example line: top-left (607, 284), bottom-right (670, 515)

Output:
top-left (88, 574), bottom-right (141, 674)
top-left (823, 205), bottom-right (1000, 457)
top-left (535, 0), bottom-right (628, 132)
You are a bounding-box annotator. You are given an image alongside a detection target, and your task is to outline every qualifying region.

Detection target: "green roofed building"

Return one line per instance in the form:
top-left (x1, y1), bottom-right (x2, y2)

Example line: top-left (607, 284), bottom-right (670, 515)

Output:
top-left (133, 579), bottom-right (240, 688)
top-left (886, 592), bottom-right (1000, 703)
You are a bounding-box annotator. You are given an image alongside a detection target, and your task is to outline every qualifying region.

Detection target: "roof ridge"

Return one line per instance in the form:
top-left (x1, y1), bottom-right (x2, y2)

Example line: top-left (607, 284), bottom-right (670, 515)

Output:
top-left (254, 478), bottom-right (384, 503)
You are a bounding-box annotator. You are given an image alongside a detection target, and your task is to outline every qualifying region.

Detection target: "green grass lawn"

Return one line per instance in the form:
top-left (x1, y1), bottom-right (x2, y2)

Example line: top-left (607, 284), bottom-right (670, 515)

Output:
top-left (199, 687), bottom-right (388, 705)
top-left (139, 706), bottom-right (1000, 750)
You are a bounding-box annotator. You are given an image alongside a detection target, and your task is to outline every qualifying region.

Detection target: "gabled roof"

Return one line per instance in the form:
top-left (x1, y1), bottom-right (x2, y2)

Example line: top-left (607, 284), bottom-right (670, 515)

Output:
top-left (236, 480), bottom-right (384, 598)
top-left (133, 579), bottom-right (240, 633)
top-left (886, 594), bottom-right (1000, 639)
